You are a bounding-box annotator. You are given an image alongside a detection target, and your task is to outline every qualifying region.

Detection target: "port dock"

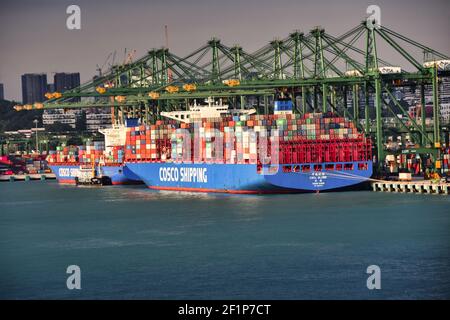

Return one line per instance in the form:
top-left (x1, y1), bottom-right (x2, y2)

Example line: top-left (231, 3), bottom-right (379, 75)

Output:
top-left (0, 173), bottom-right (56, 182)
top-left (372, 181), bottom-right (450, 195)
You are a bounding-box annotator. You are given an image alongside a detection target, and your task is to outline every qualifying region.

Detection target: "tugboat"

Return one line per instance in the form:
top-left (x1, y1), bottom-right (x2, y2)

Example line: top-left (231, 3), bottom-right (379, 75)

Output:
top-left (47, 121), bottom-right (142, 185)
top-left (74, 162), bottom-right (112, 186)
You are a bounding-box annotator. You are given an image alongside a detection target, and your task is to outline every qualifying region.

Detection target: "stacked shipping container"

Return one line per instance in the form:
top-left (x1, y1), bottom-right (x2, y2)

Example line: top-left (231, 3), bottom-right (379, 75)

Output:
top-left (443, 152), bottom-right (449, 172)
top-left (125, 122), bottom-right (174, 161)
top-left (124, 112), bottom-right (372, 165)
top-left (46, 141), bottom-right (124, 164)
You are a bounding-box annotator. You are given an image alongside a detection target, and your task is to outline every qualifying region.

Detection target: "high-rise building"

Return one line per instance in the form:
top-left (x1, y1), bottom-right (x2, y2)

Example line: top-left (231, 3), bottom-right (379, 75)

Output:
top-left (0, 83), bottom-right (4, 100)
top-left (54, 72), bottom-right (80, 103)
top-left (399, 77), bottom-right (450, 123)
top-left (440, 77), bottom-right (450, 122)
top-left (85, 109), bottom-right (113, 132)
top-left (42, 72), bottom-right (83, 130)
top-left (54, 72), bottom-right (80, 92)
top-left (47, 83), bottom-right (55, 93)
top-left (85, 75), bottom-right (113, 132)
top-left (42, 109), bottom-right (85, 130)
top-left (21, 73), bottom-right (47, 104)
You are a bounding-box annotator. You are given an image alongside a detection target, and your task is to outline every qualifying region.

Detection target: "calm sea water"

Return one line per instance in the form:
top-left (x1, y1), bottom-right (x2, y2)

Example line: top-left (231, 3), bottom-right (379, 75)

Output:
top-left (0, 181), bottom-right (449, 299)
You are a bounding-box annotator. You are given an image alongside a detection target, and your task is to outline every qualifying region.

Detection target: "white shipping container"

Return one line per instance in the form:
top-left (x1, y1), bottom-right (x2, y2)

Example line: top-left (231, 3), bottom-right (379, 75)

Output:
top-left (399, 172), bottom-right (412, 181)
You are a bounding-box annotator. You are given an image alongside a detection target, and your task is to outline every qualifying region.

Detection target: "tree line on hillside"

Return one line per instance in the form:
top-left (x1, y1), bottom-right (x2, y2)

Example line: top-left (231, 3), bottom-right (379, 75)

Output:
top-left (0, 99), bottom-right (86, 133)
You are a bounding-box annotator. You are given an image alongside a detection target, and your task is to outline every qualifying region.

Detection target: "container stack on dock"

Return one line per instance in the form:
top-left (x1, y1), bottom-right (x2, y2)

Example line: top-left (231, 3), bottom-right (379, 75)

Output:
top-left (443, 150), bottom-right (449, 172)
top-left (124, 112), bottom-right (372, 165)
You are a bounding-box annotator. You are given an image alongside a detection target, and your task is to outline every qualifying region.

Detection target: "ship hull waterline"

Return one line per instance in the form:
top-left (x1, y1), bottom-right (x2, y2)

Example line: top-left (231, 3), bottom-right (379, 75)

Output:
top-left (48, 164), bottom-right (143, 185)
top-left (125, 161), bottom-right (373, 194)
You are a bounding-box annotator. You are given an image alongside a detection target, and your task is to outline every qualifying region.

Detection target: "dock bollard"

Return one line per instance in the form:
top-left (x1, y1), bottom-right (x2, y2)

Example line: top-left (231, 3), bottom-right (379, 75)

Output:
top-left (9, 176), bottom-right (15, 182)
top-left (393, 183), bottom-right (399, 192)
top-left (413, 184), bottom-right (420, 193)
top-left (371, 179), bottom-right (449, 195)
top-left (40, 175), bottom-right (46, 181)
top-left (25, 175), bottom-right (30, 182)
top-left (432, 185), bottom-right (439, 194)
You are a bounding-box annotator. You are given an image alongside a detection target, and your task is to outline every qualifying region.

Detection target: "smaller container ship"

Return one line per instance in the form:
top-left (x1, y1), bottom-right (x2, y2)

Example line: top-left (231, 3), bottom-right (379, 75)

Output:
top-left (46, 125), bottom-right (142, 185)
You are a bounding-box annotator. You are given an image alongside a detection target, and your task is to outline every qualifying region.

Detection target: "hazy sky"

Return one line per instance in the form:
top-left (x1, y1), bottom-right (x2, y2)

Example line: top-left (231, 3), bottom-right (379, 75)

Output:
top-left (0, 0), bottom-right (449, 101)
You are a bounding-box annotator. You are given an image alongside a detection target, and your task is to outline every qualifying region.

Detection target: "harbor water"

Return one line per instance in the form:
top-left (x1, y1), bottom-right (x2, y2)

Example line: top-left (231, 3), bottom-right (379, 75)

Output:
top-left (0, 181), bottom-right (449, 299)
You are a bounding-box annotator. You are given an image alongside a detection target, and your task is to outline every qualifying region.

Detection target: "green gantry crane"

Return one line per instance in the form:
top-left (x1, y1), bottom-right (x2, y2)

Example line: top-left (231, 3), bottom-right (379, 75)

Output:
top-left (14, 19), bottom-right (450, 170)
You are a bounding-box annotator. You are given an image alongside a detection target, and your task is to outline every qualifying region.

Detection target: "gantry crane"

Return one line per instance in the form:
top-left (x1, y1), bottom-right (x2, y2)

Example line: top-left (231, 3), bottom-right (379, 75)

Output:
top-left (14, 19), bottom-right (450, 167)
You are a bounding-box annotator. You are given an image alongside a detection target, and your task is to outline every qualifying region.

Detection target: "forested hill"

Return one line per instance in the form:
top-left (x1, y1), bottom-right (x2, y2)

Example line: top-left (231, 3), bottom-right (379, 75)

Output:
top-left (0, 100), bottom-right (43, 132)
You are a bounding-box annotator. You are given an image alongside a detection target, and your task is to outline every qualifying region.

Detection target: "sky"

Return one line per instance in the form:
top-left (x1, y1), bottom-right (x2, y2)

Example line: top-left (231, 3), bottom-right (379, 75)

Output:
top-left (0, 0), bottom-right (449, 101)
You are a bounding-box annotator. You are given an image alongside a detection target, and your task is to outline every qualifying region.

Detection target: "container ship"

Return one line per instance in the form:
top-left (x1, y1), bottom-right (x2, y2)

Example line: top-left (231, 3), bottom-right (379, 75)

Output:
top-left (46, 125), bottom-right (142, 185)
top-left (125, 98), bottom-right (373, 193)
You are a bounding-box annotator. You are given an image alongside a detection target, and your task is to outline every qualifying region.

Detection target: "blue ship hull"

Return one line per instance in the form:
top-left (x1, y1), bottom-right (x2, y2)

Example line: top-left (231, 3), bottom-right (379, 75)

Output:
top-left (125, 161), bottom-right (373, 194)
top-left (48, 164), bottom-right (142, 185)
